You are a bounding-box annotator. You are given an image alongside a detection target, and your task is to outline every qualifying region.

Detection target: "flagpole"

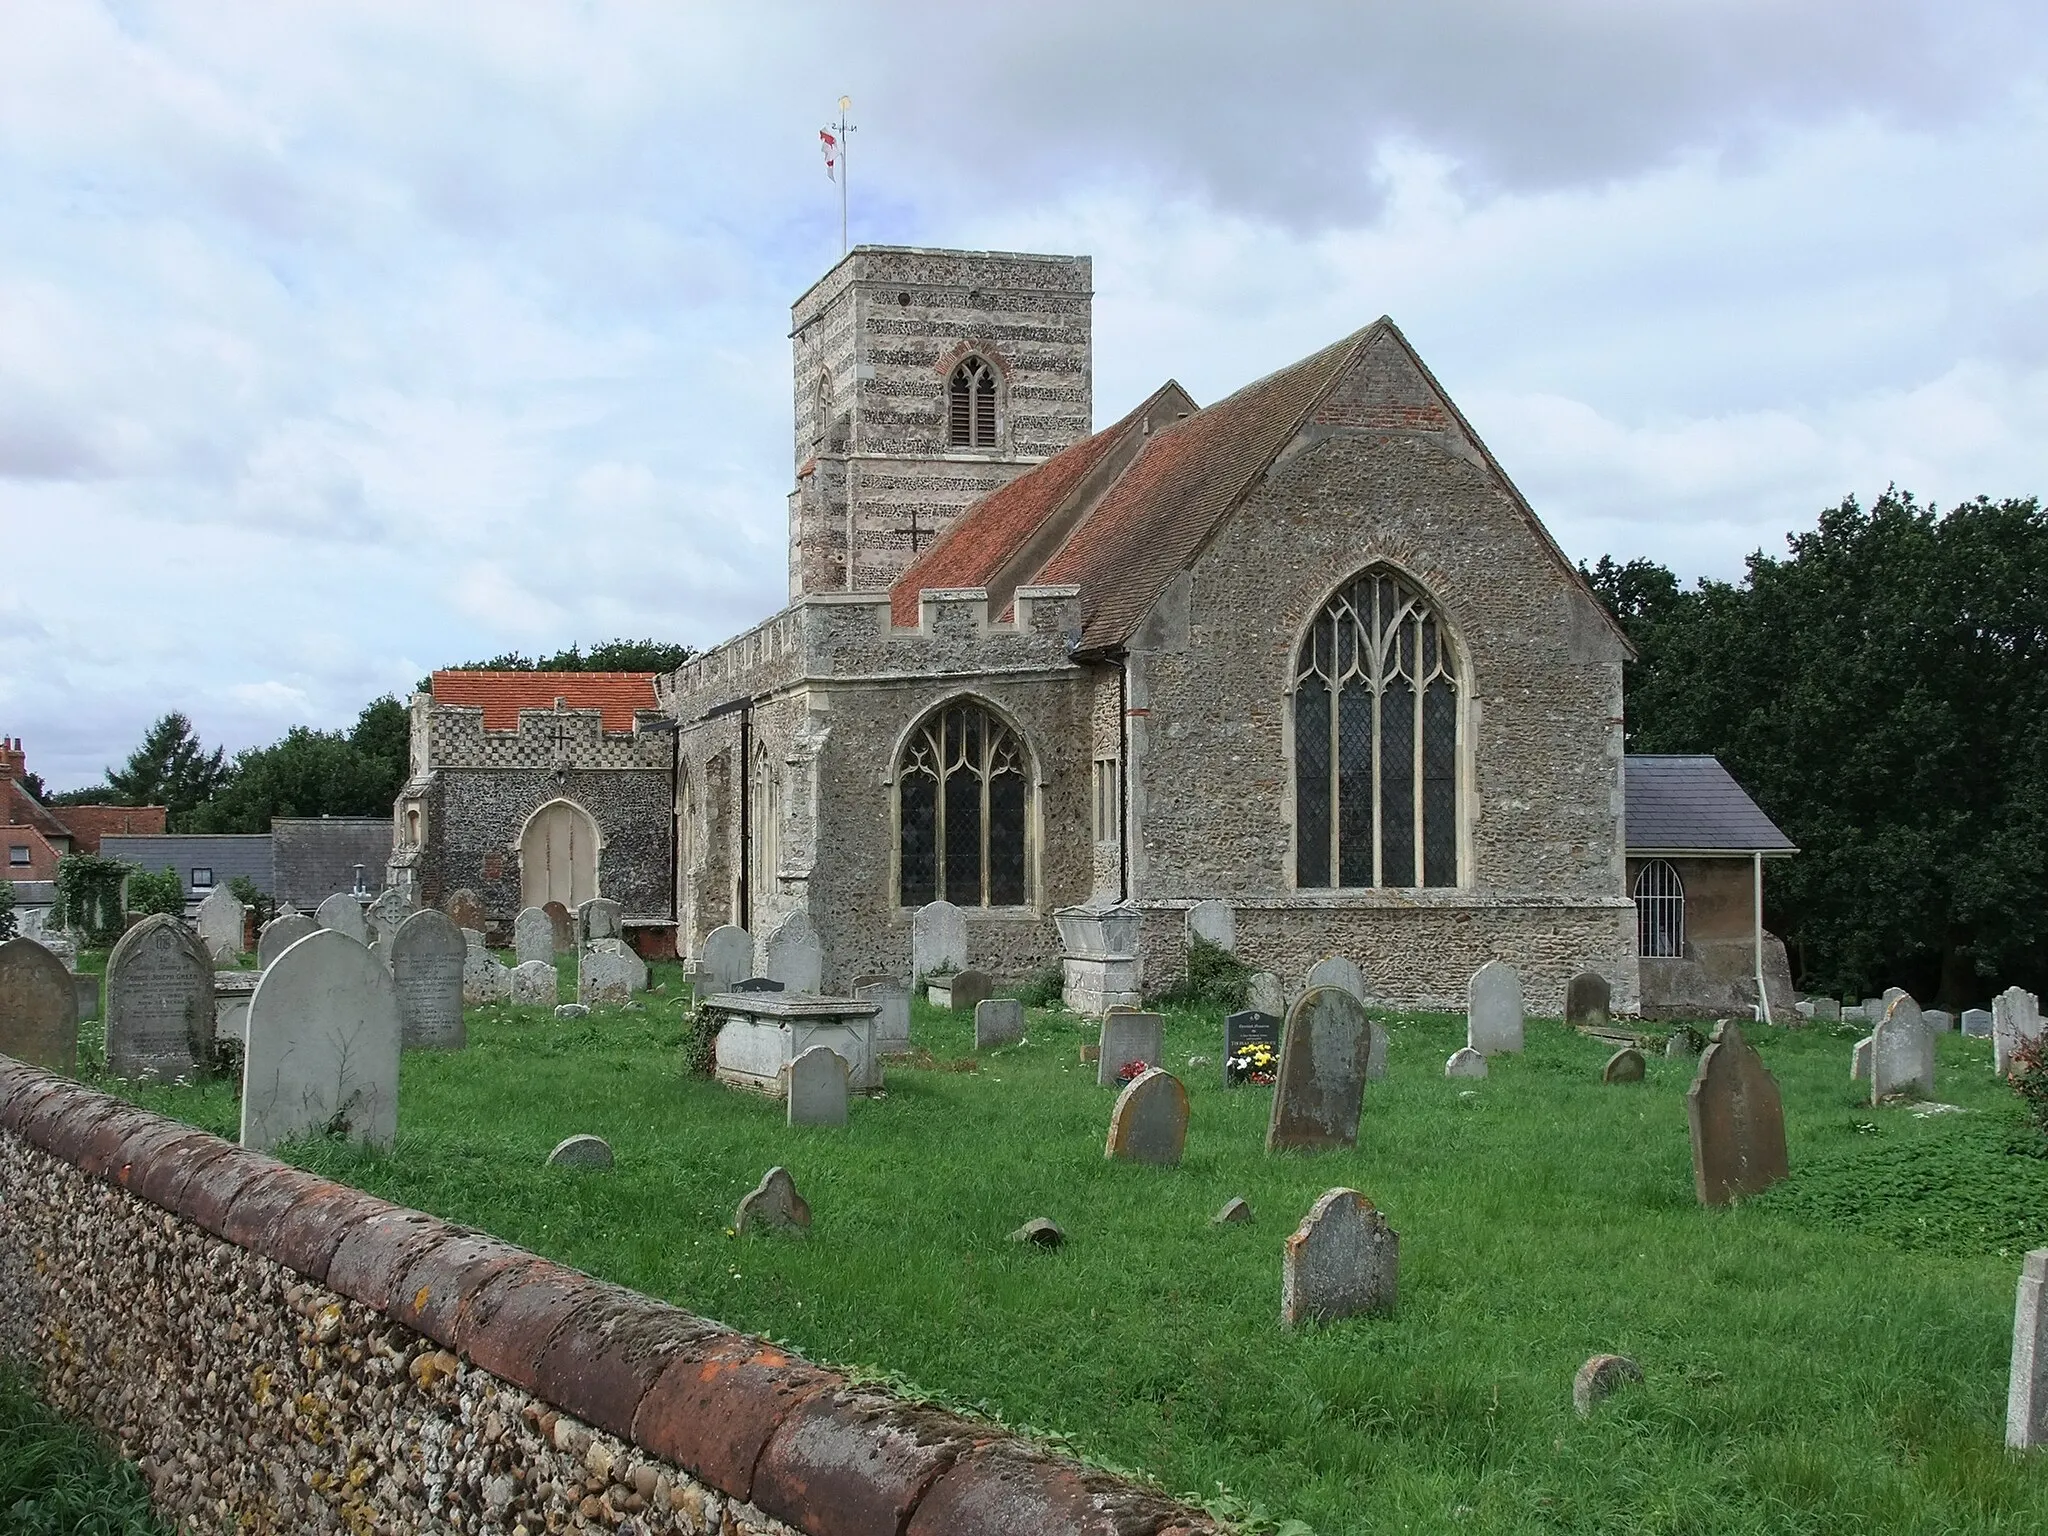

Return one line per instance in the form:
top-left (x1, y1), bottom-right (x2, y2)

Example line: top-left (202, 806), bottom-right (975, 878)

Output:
top-left (837, 95), bottom-right (852, 256)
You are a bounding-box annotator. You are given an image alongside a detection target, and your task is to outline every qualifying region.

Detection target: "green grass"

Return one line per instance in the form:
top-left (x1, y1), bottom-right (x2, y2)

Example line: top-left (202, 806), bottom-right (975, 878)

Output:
top-left (0, 1365), bottom-right (165, 1535)
top-left (97, 966), bottom-right (2048, 1535)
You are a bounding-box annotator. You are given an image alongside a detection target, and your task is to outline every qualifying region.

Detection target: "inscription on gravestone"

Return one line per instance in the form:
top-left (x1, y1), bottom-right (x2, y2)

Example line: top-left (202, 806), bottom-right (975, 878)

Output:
top-left (105, 915), bottom-right (214, 1081)
top-left (1268, 986), bottom-right (1375, 1153)
top-left (0, 937), bottom-right (79, 1074)
top-left (1224, 1009), bottom-right (1281, 1087)
top-left (391, 909), bottom-right (466, 1050)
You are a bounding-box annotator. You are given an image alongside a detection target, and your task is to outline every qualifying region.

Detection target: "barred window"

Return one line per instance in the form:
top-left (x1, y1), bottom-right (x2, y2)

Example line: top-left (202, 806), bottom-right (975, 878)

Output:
top-left (948, 357), bottom-right (998, 448)
top-left (1294, 568), bottom-right (1460, 888)
top-left (1634, 860), bottom-right (1686, 958)
top-left (899, 701), bottom-right (1029, 907)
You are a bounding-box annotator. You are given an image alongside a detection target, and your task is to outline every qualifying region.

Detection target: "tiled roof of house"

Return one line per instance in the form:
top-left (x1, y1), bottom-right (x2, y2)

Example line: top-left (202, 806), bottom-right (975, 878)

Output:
top-left (2, 780), bottom-right (74, 843)
top-left (429, 672), bottom-right (660, 734)
top-left (1625, 755), bottom-right (1796, 854)
top-left (51, 804), bottom-right (168, 854)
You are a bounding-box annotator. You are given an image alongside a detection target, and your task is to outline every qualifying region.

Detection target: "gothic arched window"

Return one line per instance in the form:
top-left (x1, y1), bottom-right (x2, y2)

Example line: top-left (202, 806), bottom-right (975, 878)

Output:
top-left (898, 700), bottom-right (1029, 907)
top-left (948, 357), bottom-right (998, 448)
top-left (1634, 860), bottom-right (1686, 958)
top-left (1294, 568), bottom-right (1460, 889)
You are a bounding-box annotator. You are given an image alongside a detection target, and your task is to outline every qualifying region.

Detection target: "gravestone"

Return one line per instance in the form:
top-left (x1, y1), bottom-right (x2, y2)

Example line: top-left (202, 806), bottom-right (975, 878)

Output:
top-left (104, 915), bottom-right (215, 1081)
top-left (1851, 1036), bottom-right (1873, 1081)
top-left (258, 913), bottom-right (319, 969)
top-left (2010, 1248), bottom-right (2048, 1451)
top-left (1467, 960), bottom-right (1524, 1056)
top-left (1214, 1197), bottom-right (1254, 1225)
top-left (241, 928), bottom-right (401, 1152)
top-left (1565, 972), bottom-right (1611, 1027)
top-left (543, 901), bottom-right (572, 953)
top-left (579, 939), bottom-right (647, 1006)
top-left (1666, 1029), bottom-right (1699, 1062)
top-left (194, 884), bottom-right (246, 961)
top-left (1246, 971), bottom-right (1285, 1018)
top-left (1009, 1218), bottom-right (1064, 1248)
top-left (0, 937), bottom-right (79, 1073)
top-left (1859, 997), bottom-right (1884, 1026)
top-left (1305, 955), bottom-right (1365, 1000)
top-left (854, 981), bottom-right (911, 1055)
top-left (390, 909), bottom-right (466, 1050)
top-left (463, 928), bottom-right (485, 952)
top-left (911, 899), bottom-right (969, 980)
top-left (1871, 992), bottom-right (1935, 1100)
top-left (762, 910), bottom-right (823, 995)
top-left (974, 997), bottom-right (1024, 1049)
top-left (315, 891), bottom-right (368, 945)
top-left (1096, 1010), bottom-right (1165, 1087)
top-left (1185, 900), bottom-right (1235, 954)
top-left (1602, 1047), bottom-right (1646, 1084)
top-left (547, 1135), bottom-right (613, 1169)
top-left (786, 1044), bottom-right (849, 1129)
top-left (442, 889), bottom-right (486, 934)
top-left (1104, 1068), bottom-right (1189, 1165)
top-left (1810, 997), bottom-right (1841, 1023)
top-left (365, 886), bottom-right (410, 951)
top-left (513, 907), bottom-right (554, 967)
top-left (72, 971), bottom-right (98, 1022)
top-left (1574, 1355), bottom-right (1644, 1417)
top-left (1366, 1021), bottom-right (1390, 1082)
top-left (1281, 1188), bottom-right (1398, 1329)
top-left (1962, 1008), bottom-right (1993, 1039)
top-left (1993, 987), bottom-right (2043, 1075)
top-left (734, 1166), bottom-right (810, 1235)
top-left (1686, 1020), bottom-right (1789, 1206)
top-left (1445, 1046), bottom-right (1487, 1078)
top-left (1224, 1009), bottom-right (1282, 1087)
top-left (1267, 986), bottom-right (1375, 1153)
top-left (1925, 1009), bottom-right (1955, 1033)
top-left (510, 960), bottom-right (558, 1007)
top-left (463, 948), bottom-right (512, 1005)
top-left (947, 968), bottom-right (994, 1013)
top-left (700, 925), bottom-right (752, 995)
top-left (577, 897), bottom-right (623, 945)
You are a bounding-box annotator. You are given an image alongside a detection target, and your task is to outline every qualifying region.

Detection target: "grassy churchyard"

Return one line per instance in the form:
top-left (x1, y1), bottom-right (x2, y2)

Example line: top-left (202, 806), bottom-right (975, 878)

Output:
top-left (85, 961), bottom-right (2048, 1536)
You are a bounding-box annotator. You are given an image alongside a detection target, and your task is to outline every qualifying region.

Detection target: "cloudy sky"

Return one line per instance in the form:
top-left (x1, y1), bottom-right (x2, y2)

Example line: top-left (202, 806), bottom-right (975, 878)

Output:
top-left (4, 2), bottom-right (2045, 790)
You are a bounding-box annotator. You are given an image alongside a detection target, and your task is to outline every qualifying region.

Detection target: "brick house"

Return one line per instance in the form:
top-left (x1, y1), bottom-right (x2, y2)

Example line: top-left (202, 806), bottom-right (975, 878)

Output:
top-left (2, 737), bottom-right (166, 882)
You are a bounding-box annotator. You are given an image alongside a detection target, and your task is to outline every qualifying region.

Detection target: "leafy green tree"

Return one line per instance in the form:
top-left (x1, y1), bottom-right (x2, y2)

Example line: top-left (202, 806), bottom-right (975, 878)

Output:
top-left (0, 880), bottom-right (16, 941)
top-left (46, 784), bottom-right (116, 806)
top-left (424, 638), bottom-right (694, 689)
top-left (182, 695), bottom-right (410, 834)
top-left (125, 865), bottom-right (186, 920)
top-left (104, 713), bottom-right (226, 827)
top-left (14, 770), bottom-right (47, 802)
top-left (51, 855), bottom-right (132, 943)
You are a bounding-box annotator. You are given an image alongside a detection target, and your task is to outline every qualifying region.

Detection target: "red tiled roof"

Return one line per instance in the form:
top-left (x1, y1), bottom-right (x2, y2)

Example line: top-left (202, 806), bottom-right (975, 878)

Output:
top-left (430, 672), bottom-right (660, 734)
top-left (49, 804), bottom-right (168, 853)
top-left (2, 780), bottom-right (72, 843)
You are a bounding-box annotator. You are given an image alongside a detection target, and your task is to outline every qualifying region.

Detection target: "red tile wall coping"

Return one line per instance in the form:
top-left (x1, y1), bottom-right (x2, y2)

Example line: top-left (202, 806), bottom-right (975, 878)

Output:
top-left (0, 1056), bottom-right (1224, 1536)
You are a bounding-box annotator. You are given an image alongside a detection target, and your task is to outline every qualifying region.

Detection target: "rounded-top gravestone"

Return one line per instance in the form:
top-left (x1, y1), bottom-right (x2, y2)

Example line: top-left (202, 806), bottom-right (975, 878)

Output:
top-left (542, 901), bottom-right (572, 954)
top-left (1268, 986), bottom-right (1377, 1153)
top-left (1185, 900), bottom-right (1236, 954)
top-left (700, 925), bottom-right (751, 995)
top-left (257, 912), bottom-right (319, 969)
top-left (763, 910), bottom-right (824, 994)
top-left (1565, 971), bottom-right (1612, 1027)
top-left (910, 899), bottom-right (968, 981)
top-left (947, 968), bottom-right (994, 1014)
top-left (1467, 959), bottom-right (1524, 1055)
top-left (1104, 1067), bottom-right (1189, 1165)
top-left (577, 897), bottom-right (623, 945)
top-left (0, 936), bottom-right (80, 1074)
top-left (1685, 1020), bottom-right (1789, 1206)
top-left (1602, 1047), bottom-right (1646, 1084)
top-left (391, 908), bottom-right (467, 1050)
top-left (513, 907), bottom-right (554, 967)
top-left (1096, 1010), bottom-right (1164, 1086)
top-left (315, 891), bottom-right (369, 945)
top-left (1281, 1188), bottom-right (1399, 1329)
top-left (547, 1134), bottom-right (614, 1169)
top-left (511, 960), bottom-right (558, 1007)
top-left (786, 1044), bottom-right (850, 1129)
top-left (241, 928), bottom-right (401, 1152)
top-left (104, 914), bottom-right (215, 1081)
top-left (1445, 1046), bottom-right (1487, 1079)
top-left (194, 884), bottom-right (245, 961)
top-left (1245, 971), bottom-right (1286, 1018)
top-left (442, 889), bottom-right (486, 934)
top-left (1305, 955), bottom-right (1365, 1001)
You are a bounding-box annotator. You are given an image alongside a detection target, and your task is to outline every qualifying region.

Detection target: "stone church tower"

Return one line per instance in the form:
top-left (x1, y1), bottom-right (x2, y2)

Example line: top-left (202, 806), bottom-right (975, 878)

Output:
top-left (786, 246), bottom-right (1092, 597)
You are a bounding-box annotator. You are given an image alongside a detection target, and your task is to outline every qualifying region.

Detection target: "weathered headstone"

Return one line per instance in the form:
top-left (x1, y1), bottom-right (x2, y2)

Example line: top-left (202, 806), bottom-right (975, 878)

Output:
top-left (194, 884), bottom-right (246, 961)
top-left (258, 913), bottom-right (319, 969)
top-left (1565, 971), bottom-right (1611, 1027)
top-left (555, 1003), bottom-right (589, 1020)
top-left (1445, 1046), bottom-right (1487, 1078)
top-left (547, 1134), bottom-right (613, 1169)
top-left (911, 899), bottom-right (969, 981)
top-left (390, 909), bottom-right (466, 1050)
top-left (1859, 997), bottom-right (1884, 1027)
top-left (241, 928), bottom-right (401, 1151)
top-left (974, 996), bottom-right (1024, 1049)
top-left (1104, 1068), bottom-right (1189, 1165)
top-left (1305, 954), bottom-right (1365, 1000)
top-left (2010, 1248), bottom-right (2048, 1451)
top-left (579, 939), bottom-right (646, 1006)
top-left (71, 971), bottom-right (98, 1023)
top-left (315, 891), bottom-right (368, 945)
top-left (734, 1166), bottom-right (810, 1235)
top-left (1851, 1036), bottom-right (1873, 1081)
top-left (104, 915), bottom-right (215, 1081)
top-left (1665, 1028), bottom-right (1699, 1062)
top-left (513, 907), bottom-right (554, 967)
top-left (1267, 986), bottom-right (1375, 1153)
top-left (1871, 992), bottom-right (1935, 1101)
top-left (762, 910), bottom-right (823, 994)
top-left (1246, 971), bottom-right (1285, 1018)
top-left (1213, 1197), bottom-right (1253, 1225)
top-left (1602, 1047), bottom-right (1646, 1084)
top-left (700, 925), bottom-right (752, 995)
top-left (1573, 1355), bottom-right (1643, 1417)
top-left (1810, 997), bottom-right (1841, 1023)
top-left (1281, 1188), bottom-right (1398, 1328)
top-left (577, 897), bottom-right (623, 945)
top-left (1924, 1009), bottom-right (1955, 1033)
top-left (947, 967), bottom-right (994, 1013)
top-left (1993, 986), bottom-right (2043, 1076)
top-left (463, 928), bottom-right (485, 952)
top-left (1009, 1218), bottom-right (1064, 1248)
top-left (543, 901), bottom-right (572, 953)
top-left (786, 1044), bottom-right (850, 1129)
top-left (855, 981), bottom-right (911, 1055)
top-left (442, 889), bottom-right (486, 934)
top-left (1224, 1009), bottom-right (1282, 1086)
top-left (1096, 1010), bottom-right (1165, 1087)
top-left (365, 886), bottom-right (410, 951)
top-left (1467, 960), bottom-right (1523, 1056)
top-left (1185, 900), bottom-right (1235, 954)
top-left (0, 937), bottom-right (79, 1073)
top-left (1962, 1008), bottom-right (1993, 1039)
top-left (511, 960), bottom-right (558, 1007)
top-left (463, 948), bottom-right (512, 1005)
top-left (1686, 1020), bottom-right (1789, 1205)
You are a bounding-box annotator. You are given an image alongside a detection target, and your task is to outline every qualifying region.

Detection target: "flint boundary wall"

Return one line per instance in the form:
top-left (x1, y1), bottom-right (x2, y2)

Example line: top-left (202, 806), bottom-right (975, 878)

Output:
top-left (0, 1057), bottom-right (1220, 1536)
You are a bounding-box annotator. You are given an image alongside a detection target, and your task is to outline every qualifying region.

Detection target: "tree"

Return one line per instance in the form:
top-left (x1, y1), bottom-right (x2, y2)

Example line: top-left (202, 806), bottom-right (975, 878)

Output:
top-left (51, 854), bottom-right (132, 943)
top-left (423, 638), bottom-right (695, 689)
top-left (104, 713), bottom-right (226, 827)
top-left (47, 784), bottom-right (116, 806)
top-left (125, 865), bottom-right (186, 920)
top-left (0, 880), bottom-right (15, 941)
top-left (15, 770), bottom-right (47, 803)
top-left (182, 696), bottom-right (412, 834)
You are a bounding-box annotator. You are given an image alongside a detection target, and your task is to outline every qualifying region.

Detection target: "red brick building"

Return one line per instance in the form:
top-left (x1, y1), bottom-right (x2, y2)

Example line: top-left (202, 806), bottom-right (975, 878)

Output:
top-left (1, 738), bottom-right (166, 881)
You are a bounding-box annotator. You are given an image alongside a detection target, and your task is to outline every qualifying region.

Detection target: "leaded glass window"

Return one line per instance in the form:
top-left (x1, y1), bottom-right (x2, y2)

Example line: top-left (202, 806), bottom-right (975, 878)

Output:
top-left (898, 701), bottom-right (1029, 907)
top-left (1294, 569), bottom-right (1461, 888)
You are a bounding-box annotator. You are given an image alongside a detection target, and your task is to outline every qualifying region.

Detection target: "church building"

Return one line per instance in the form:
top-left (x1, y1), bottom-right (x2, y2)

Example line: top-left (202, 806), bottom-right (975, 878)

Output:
top-left (658, 244), bottom-right (1671, 1013)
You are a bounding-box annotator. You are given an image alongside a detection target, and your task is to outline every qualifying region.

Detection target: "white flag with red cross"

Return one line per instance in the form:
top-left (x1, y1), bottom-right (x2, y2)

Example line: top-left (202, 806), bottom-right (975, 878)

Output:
top-left (819, 127), bottom-right (837, 182)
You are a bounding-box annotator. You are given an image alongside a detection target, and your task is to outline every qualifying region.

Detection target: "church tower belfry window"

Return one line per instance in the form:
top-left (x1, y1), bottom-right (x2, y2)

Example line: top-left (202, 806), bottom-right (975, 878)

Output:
top-left (948, 357), bottom-right (998, 449)
top-left (897, 700), bottom-right (1029, 908)
top-left (1293, 568), bottom-right (1461, 889)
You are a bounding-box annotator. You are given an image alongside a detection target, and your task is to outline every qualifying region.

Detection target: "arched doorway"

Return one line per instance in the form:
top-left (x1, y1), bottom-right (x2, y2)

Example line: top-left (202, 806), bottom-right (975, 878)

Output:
top-left (519, 799), bottom-right (600, 912)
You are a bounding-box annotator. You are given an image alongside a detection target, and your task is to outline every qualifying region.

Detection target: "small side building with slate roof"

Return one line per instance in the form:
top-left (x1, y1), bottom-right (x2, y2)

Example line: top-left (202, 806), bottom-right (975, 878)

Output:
top-left (272, 817), bottom-right (394, 911)
top-left (1625, 755), bottom-right (1797, 1021)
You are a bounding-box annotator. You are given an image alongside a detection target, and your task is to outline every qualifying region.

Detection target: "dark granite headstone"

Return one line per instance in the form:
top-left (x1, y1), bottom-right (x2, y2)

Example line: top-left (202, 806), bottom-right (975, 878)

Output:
top-left (1565, 971), bottom-right (1612, 1027)
top-left (733, 976), bottom-right (786, 994)
top-left (1224, 1009), bottom-right (1281, 1087)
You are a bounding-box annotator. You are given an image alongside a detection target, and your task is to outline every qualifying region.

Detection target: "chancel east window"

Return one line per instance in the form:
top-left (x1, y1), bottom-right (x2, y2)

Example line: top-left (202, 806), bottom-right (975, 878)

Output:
top-left (948, 357), bottom-right (998, 449)
top-left (1294, 568), bottom-right (1460, 889)
top-left (898, 701), bottom-right (1028, 907)
top-left (1634, 860), bottom-right (1686, 958)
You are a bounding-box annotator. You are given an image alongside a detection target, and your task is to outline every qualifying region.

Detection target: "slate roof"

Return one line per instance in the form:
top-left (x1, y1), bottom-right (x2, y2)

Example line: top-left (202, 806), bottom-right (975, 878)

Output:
top-left (1625, 756), bottom-right (1796, 855)
top-left (430, 672), bottom-right (659, 734)
top-left (272, 818), bottom-right (393, 909)
top-left (98, 834), bottom-right (276, 893)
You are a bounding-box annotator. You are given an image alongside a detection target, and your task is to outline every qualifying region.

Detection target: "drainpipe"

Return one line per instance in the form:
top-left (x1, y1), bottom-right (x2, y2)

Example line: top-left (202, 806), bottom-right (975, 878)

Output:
top-left (1753, 850), bottom-right (1771, 1024)
top-left (737, 704), bottom-right (752, 934)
